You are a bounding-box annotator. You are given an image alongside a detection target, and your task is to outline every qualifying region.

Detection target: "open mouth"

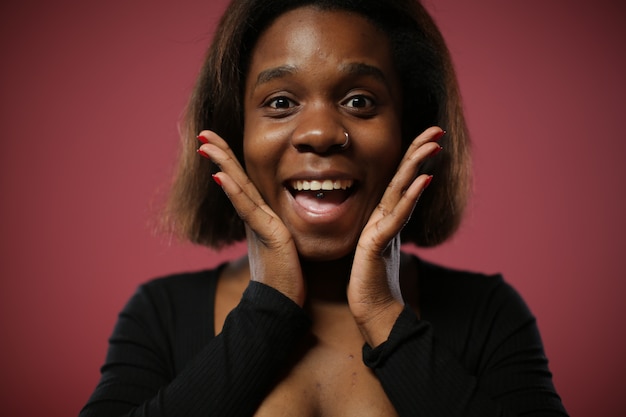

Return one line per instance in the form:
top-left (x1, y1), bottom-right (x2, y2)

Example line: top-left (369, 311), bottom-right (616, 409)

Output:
top-left (288, 179), bottom-right (355, 213)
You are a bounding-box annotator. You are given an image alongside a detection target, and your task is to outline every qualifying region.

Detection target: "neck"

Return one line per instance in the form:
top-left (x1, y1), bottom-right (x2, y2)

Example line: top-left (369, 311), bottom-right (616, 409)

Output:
top-left (300, 254), bottom-right (354, 304)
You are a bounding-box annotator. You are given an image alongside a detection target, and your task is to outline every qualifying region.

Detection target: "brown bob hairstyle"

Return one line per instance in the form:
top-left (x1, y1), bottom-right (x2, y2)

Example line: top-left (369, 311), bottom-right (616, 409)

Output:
top-left (163, 0), bottom-right (471, 249)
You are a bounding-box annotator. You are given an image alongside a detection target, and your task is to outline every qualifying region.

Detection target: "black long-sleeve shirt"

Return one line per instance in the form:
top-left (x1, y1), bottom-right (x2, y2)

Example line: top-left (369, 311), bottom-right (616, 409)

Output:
top-left (79, 257), bottom-right (568, 416)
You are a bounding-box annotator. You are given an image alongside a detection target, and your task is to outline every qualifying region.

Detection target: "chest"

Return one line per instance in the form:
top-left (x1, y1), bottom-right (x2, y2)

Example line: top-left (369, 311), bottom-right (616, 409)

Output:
top-left (253, 325), bottom-right (399, 416)
top-left (212, 271), bottom-right (401, 415)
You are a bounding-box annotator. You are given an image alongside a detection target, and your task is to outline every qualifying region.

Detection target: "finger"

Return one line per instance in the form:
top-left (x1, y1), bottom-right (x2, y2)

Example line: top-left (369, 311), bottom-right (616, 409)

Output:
top-left (213, 171), bottom-right (284, 244)
top-left (197, 131), bottom-right (267, 208)
top-left (199, 132), bottom-right (282, 243)
top-left (197, 130), bottom-right (246, 175)
top-left (394, 127), bottom-right (444, 187)
top-left (372, 137), bottom-right (440, 225)
top-left (365, 174), bottom-right (433, 251)
top-left (397, 126), bottom-right (445, 167)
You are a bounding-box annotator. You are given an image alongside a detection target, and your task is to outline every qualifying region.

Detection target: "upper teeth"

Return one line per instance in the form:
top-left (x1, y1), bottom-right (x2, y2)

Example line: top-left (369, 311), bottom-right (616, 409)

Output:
top-left (291, 179), bottom-right (353, 191)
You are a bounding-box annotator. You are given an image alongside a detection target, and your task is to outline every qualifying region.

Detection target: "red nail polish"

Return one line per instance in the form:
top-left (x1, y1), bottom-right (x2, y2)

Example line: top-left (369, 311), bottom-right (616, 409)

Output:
top-left (431, 145), bottom-right (443, 157)
top-left (197, 149), bottom-right (210, 159)
top-left (433, 130), bottom-right (446, 141)
top-left (424, 175), bottom-right (433, 188)
top-left (197, 135), bottom-right (209, 144)
top-left (212, 174), bottom-right (222, 186)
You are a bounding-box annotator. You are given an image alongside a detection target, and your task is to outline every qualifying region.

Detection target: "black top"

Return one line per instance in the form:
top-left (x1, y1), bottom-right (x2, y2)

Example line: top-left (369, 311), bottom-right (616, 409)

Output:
top-left (79, 257), bottom-right (568, 416)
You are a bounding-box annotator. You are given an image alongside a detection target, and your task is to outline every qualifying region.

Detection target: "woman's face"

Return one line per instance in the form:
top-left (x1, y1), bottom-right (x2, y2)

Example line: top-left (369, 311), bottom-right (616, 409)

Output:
top-left (243, 6), bottom-right (403, 261)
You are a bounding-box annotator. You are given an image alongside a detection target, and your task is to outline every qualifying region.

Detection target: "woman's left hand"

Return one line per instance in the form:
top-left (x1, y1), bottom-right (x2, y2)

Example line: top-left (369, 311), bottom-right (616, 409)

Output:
top-left (347, 127), bottom-right (443, 347)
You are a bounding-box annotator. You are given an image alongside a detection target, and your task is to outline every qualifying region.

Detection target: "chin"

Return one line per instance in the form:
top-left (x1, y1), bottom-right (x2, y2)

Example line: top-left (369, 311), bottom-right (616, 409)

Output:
top-left (294, 235), bottom-right (358, 262)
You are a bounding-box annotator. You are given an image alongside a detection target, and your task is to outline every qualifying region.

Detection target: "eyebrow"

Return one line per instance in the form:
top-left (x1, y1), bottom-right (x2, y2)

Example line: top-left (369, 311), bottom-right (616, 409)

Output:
top-left (254, 65), bottom-right (298, 88)
top-left (339, 62), bottom-right (388, 85)
top-left (252, 62), bottom-right (390, 90)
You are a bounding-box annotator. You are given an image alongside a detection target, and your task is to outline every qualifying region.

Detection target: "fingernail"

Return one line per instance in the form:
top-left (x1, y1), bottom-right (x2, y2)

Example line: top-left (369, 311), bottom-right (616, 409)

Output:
top-left (197, 135), bottom-right (209, 144)
top-left (424, 175), bottom-right (433, 188)
top-left (431, 145), bottom-right (443, 157)
top-left (212, 174), bottom-right (222, 186)
top-left (433, 130), bottom-right (446, 141)
top-left (197, 149), bottom-right (210, 159)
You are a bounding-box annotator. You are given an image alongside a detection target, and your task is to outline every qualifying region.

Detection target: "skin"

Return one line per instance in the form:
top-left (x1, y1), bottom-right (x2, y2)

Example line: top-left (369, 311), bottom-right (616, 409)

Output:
top-left (198, 7), bottom-right (443, 412)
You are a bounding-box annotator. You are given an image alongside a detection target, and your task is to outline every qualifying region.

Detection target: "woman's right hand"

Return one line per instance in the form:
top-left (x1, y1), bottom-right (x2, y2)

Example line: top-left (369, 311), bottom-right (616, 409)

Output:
top-left (197, 131), bottom-right (306, 307)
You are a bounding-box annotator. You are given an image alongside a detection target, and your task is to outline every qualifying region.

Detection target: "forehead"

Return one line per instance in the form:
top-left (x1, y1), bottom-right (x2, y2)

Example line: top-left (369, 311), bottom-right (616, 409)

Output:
top-left (247, 6), bottom-right (395, 79)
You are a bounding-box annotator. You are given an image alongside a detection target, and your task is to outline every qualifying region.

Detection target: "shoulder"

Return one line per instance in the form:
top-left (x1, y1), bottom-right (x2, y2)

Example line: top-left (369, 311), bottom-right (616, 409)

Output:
top-left (416, 256), bottom-right (525, 311)
top-left (414, 256), bottom-right (535, 337)
top-left (118, 265), bottom-right (226, 372)
top-left (416, 256), bottom-right (504, 290)
top-left (137, 266), bottom-right (223, 302)
top-left (414, 257), bottom-right (541, 369)
top-left (121, 265), bottom-right (225, 332)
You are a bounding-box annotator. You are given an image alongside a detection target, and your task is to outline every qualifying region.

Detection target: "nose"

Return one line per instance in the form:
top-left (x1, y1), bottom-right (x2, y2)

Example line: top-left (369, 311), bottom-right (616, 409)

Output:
top-left (291, 105), bottom-right (347, 154)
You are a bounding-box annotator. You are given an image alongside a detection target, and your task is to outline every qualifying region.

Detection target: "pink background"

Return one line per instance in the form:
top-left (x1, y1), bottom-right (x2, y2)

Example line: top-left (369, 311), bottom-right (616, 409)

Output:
top-left (1, 0), bottom-right (624, 415)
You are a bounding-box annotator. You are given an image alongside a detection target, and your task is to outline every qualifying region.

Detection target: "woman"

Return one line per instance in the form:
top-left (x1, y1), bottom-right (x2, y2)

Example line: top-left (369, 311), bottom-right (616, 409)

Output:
top-left (80, 0), bottom-right (568, 416)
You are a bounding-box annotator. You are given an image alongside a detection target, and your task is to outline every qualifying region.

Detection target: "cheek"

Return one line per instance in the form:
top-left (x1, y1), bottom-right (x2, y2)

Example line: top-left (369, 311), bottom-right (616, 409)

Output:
top-left (242, 118), bottom-right (267, 172)
top-left (244, 116), bottom-right (293, 162)
top-left (242, 130), bottom-right (288, 194)
top-left (243, 143), bottom-right (271, 186)
top-left (362, 128), bottom-right (403, 173)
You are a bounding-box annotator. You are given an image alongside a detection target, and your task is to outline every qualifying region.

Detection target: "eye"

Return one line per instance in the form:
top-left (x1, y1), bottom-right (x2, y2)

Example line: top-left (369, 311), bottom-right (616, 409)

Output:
top-left (344, 95), bottom-right (374, 109)
top-left (266, 96), bottom-right (295, 109)
top-left (342, 93), bottom-right (377, 117)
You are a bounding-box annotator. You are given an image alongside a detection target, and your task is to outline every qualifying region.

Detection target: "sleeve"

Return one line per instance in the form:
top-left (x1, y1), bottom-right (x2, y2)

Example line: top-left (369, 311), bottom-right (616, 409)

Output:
top-left (79, 280), bottom-right (311, 417)
top-left (362, 280), bottom-right (568, 417)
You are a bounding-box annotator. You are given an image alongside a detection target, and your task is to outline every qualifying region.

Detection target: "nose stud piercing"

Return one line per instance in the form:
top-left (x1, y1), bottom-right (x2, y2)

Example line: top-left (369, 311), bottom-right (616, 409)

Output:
top-left (340, 132), bottom-right (350, 149)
